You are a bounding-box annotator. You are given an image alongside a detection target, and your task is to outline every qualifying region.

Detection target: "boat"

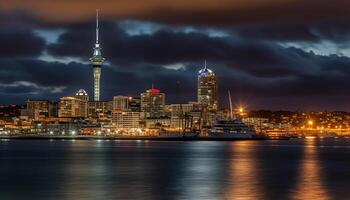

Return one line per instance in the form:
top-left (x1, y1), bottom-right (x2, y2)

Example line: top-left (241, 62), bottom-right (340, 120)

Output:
top-left (208, 118), bottom-right (257, 139)
top-left (208, 90), bottom-right (257, 139)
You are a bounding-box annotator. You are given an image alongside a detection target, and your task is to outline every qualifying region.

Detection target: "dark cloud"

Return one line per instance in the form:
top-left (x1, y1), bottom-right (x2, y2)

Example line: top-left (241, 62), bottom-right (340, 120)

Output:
top-left (1, 2), bottom-right (350, 110)
top-left (47, 21), bottom-right (231, 65)
top-left (233, 20), bottom-right (350, 43)
top-left (0, 28), bottom-right (45, 58)
top-left (46, 23), bottom-right (317, 78)
top-left (234, 24), bottom-right (321, 42)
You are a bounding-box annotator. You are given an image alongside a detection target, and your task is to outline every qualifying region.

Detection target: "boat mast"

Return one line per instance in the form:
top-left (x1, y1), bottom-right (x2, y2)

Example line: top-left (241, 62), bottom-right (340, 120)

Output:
top-left (228, 90), bottom-right (233, 120)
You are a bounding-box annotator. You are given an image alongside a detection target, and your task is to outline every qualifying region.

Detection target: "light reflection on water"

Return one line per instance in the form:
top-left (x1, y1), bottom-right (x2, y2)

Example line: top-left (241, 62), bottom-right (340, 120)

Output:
top-left (0, 139), bottom-right (349, 199)
top-left (225, 141), bottom-right (264, 200)
top-left (289, 139), bottom-right (330, 200)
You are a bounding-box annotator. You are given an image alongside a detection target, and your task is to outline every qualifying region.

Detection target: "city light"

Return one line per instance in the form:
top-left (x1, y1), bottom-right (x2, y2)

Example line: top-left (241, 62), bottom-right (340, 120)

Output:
top-left (308, 120), bottom-right (313, 126)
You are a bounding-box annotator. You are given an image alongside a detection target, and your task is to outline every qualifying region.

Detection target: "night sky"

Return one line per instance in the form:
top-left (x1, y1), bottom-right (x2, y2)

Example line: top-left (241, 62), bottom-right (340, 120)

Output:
top-left (1, 0), bottom-right (350, 110)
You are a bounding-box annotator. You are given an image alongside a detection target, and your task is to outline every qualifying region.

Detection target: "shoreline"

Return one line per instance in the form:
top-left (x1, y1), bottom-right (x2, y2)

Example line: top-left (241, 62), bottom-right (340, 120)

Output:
top-left (0, 135), bottom-right (279, 141)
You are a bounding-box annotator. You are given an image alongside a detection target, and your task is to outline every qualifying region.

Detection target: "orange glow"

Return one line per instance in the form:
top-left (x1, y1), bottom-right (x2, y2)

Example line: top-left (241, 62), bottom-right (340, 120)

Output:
top-left (308, 120), bottom-right (313, 126)
top-left (289, 139), bottom-right (330, 199)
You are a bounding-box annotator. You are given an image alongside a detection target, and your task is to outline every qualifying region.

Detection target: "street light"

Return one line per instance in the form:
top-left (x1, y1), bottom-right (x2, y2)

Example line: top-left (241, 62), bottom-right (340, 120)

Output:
top-left (308, 120), bottom-right (313, 126)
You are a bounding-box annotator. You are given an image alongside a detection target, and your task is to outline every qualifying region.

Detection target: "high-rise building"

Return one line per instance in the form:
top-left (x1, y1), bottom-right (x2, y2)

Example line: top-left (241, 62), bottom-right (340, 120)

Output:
top-left (129, 97), bottom-right (141, 112)
top-left (75, 89), bottom-right (89, 102)
top-left (140, 88), bottom-right (165, 118)
top-left (113, 96), bottom-right (130, 111)
top-left (58, 96), bottom-right (87, 118)
top-left (26, 100), bottom-right (58, 119)
top-left (197, 61), bottom-right (218, 111)
top-left (90, 10), bottom-right (105, 101)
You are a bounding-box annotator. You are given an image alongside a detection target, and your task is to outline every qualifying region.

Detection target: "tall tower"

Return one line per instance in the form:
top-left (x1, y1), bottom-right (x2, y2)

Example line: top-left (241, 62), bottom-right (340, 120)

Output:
top-left (90, 9), bottom-right (105, 101)
top-left (197, 61), bottom-right (218, 111)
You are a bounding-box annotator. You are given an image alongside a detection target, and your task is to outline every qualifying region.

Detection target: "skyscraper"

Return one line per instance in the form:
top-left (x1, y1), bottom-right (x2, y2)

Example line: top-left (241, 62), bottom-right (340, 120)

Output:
top-left (75, 89), bottom-right (89, 102)
top-left (58, 96), bottom-right (88, 118)
top-left (90, 10), bottom-right (105, 101)
top-left (140, 88), bottom-right (165, 118)
top-left (197, 61), bottom-right (218, 111)
top-left (26, 100), bottom-right (58, 119)
top-left (113, 96), bottom-right (130, 111)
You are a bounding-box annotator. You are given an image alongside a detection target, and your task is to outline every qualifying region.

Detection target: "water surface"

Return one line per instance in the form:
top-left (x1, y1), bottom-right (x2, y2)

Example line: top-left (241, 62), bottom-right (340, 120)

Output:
top-left (0, 139), bottom-right (350, 200)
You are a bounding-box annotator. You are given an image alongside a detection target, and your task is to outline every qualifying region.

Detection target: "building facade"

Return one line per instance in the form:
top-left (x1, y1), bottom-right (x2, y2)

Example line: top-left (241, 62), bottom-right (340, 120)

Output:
top-left (113, 96), bottom-right (130, 111)
top-left (197, 62), bottom-right (218, 111)
top-left (111, 110), bottom-right (140, 129)
top-left (58, 96), bottom-right (88, 118)
top-left (140, 88), bottom-right (165, 118)
top-left (26, 100), bottom-right (58, 119)
top-left (88, 101), bottom-right (112, 119)
top-left (128, 97), bottom-right (141, 112)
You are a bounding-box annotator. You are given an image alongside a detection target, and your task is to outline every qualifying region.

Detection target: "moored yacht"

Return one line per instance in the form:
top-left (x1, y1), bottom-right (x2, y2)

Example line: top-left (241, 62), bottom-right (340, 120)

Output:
top-left (209, 118), bottom-right (257, 139)
top-left (208, 90), bottom-right (257, 139)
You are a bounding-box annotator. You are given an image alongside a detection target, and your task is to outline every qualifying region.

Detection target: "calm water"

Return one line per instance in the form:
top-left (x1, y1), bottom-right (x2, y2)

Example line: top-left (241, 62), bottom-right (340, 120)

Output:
top-left (0, 139), bottom-right (350, 200)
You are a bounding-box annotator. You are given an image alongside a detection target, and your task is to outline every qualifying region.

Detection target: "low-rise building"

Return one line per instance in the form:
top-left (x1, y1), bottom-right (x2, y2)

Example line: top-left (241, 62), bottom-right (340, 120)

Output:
top-left (111, 110), bottom-right (140, 129)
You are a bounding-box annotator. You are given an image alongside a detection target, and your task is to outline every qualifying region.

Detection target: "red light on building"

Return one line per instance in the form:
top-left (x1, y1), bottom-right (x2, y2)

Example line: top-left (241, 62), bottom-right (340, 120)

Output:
top-left (147, 89), bottom-right (161, 94)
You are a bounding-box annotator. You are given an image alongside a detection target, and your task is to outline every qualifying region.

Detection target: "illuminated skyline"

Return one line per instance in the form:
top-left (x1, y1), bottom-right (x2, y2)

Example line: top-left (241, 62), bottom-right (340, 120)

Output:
top-left (1, 1), bottom-right (350, 110)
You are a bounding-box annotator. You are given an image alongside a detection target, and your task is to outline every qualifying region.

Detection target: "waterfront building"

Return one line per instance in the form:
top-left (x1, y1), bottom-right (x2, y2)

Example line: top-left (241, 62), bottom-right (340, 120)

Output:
top-left (58, 96), bottom-right (87, 118)
top-left (111, 110), bottom-right (140, 129)
top-left (143, 117), bottom-right (171, 129)
top-left (44, 119), bottom-right (85, 135)
top-left (89, 10), bottom-right (105, 101)
top-left (170, 103), bottom-right (195, 129)
top-left (140, 88), bottom-right (165, 118)
top-left (26, 100), bottom-right (58, 119)
top-left (197, 61), bottom-right (218, 111)
top-left (113, 96), bottom-right (130, 111)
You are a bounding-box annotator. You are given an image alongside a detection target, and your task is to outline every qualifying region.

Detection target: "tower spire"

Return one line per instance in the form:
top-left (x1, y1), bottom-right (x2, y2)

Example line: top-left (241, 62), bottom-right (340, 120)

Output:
top-left (96, 9), bottom-right (99, 44)
top-left (91, 9), bottom-right (104, 57)
top-left (204, 60), bottom-right (207, 69)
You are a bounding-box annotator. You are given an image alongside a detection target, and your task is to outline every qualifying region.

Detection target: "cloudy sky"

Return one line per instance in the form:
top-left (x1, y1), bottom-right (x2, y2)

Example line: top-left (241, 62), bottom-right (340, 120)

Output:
top-left (1, 0), bottom-right (350, 110)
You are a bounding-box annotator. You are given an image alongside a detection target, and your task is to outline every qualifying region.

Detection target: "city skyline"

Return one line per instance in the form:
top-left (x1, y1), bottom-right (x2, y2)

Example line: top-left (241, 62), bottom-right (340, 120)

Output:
top-left (1, 2), bottom-right (350, 200)
top-left (2, 1), bottom-right (350, 110)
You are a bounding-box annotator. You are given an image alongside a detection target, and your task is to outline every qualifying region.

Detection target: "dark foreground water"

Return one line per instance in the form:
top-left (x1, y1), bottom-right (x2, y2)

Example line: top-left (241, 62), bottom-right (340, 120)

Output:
top-left (0, 139), bottom-right (350, 200)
